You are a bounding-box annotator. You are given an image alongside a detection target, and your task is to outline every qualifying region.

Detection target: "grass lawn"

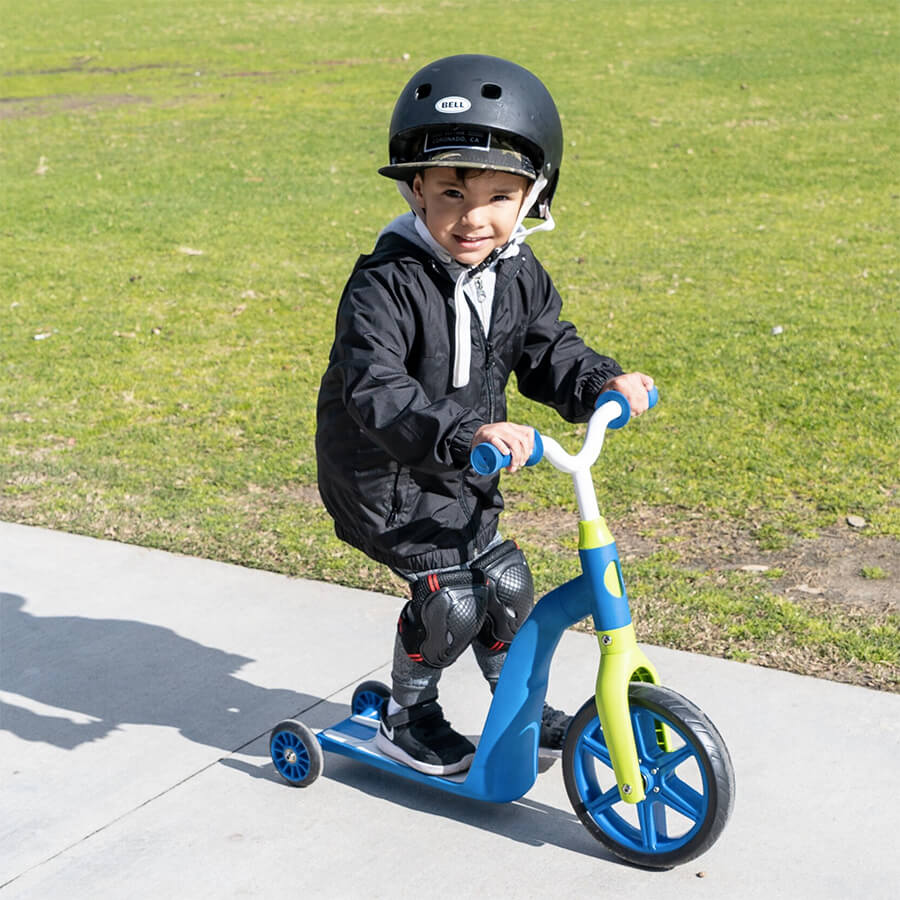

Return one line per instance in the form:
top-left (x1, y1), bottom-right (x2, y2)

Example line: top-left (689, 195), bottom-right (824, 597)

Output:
top-left (2, 0), bottom-right (898, 689)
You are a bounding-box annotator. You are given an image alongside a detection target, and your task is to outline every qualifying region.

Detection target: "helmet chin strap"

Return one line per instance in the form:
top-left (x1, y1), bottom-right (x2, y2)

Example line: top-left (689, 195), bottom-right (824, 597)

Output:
top-left (484, 173), bottom-right (555, 265)
top-left (396, 175), bottom-right (555, 388)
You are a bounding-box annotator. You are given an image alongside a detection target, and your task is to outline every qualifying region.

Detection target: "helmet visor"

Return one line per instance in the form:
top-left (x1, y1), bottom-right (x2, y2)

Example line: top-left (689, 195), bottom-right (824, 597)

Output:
top-left (379, 126), bottom-right (538, 181)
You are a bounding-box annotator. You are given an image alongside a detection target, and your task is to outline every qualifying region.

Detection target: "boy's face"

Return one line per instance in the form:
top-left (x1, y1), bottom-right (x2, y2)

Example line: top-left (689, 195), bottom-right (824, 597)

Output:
top-left (412, 167), bottom-right (531, 267)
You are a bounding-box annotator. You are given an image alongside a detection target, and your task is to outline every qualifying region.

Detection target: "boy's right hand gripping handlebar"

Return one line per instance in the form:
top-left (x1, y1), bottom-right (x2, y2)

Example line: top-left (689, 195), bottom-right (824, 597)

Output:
top-left (469, 387), bottom-right (658, 476)
top-left (470, 431), bottom-right (545, 476)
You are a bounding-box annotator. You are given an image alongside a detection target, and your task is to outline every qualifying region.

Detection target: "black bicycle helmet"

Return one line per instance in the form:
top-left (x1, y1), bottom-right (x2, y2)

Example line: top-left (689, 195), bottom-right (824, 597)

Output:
top-left (379, 54), bottom-right (563, 219)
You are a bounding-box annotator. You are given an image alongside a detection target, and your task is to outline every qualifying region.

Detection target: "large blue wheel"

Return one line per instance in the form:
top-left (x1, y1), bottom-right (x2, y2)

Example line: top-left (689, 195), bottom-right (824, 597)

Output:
top-left (270, 719), bottom-right (323, 787)
top-left (563, 684), bottom-right (734, 868)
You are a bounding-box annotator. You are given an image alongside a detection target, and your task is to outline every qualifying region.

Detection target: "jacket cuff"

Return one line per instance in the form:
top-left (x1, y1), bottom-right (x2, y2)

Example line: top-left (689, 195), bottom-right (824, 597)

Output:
top-left (581, 365), bottom-right (624, 409)
top-left (450, 417), bottom-right (485, 469)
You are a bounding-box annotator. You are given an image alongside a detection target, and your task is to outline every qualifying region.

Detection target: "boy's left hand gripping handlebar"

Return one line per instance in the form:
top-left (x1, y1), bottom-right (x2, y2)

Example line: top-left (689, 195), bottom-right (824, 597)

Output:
top-left (470, 431), bottom-right (544, 476)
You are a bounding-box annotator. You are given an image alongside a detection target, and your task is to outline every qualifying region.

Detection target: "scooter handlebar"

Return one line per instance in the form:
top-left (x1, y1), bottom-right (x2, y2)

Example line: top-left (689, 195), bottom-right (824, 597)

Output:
top-left (470, 430), bottom-right (544, 476)
top-left (469, 388), bottom-right (658, 475)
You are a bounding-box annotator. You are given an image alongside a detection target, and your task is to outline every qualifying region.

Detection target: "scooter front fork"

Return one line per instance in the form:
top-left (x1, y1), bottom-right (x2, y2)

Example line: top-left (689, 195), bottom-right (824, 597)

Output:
top-left (595, 623), bottom-right (661, 804)
top-left (579, 518), bottom-right (662, 804)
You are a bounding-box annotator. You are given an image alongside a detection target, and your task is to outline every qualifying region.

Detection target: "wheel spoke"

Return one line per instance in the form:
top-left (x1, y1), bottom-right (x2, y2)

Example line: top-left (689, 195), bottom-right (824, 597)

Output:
top-left (660, 775), bottom-right (704, 822)
top-left (585, 783), bottom-right (621, 816)
top-left (657, 743), bottom-right (694, 776)
top-left (630, 712), bottom-right (655, 761)
top-left (636, 799), bottom-right (663, 851)
top-left (630, 708), bottom-right (668, 764)
top-left (582, 733), bottom-right (613, 767)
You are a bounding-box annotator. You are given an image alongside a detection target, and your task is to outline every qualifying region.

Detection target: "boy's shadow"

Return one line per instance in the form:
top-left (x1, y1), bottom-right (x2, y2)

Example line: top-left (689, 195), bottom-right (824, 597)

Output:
top-left (0, 592), bottom-right (344, 756)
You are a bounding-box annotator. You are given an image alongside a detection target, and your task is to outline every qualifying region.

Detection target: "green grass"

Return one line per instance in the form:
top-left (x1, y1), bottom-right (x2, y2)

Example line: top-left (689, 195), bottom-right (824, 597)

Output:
top-left (2, 1), bottom-right (898, 689)
top-left (620, 555), bottom-right (897, 690)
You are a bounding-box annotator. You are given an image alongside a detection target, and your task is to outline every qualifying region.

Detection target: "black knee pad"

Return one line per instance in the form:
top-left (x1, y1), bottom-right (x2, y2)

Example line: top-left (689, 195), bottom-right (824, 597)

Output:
top-left (472, 540), bottom-right (534, 651)
top-left (398, 570), bottom-right (489, 668)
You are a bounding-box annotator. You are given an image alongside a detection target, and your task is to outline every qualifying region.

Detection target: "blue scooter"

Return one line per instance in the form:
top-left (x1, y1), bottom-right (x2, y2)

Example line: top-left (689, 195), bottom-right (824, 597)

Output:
top-left (269, 390), bottom-right (734, 868)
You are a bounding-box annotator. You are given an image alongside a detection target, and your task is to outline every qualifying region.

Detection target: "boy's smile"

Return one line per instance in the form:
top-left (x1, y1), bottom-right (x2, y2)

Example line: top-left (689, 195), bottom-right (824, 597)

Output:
top-left (412, 168), bottom-right (531, 267)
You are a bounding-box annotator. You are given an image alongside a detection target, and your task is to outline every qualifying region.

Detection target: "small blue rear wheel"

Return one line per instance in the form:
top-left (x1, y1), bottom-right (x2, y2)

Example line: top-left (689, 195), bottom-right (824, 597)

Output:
top-left (270, 719), bottom-right (323, 787)
top-left (351, 680), bottom-right (390, 718)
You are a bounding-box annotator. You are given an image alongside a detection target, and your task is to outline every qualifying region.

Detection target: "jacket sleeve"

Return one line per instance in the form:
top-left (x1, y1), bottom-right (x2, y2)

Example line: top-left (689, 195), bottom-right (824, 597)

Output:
top-left (325, 264), bottom-right (483, 472)
top-left (513, 253), bottom-right (624, 422)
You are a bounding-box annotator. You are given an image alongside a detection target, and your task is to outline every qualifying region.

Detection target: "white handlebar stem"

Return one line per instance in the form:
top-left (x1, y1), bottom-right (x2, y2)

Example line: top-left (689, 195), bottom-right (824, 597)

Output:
top-left (539, 399), bottom-right (626, 521)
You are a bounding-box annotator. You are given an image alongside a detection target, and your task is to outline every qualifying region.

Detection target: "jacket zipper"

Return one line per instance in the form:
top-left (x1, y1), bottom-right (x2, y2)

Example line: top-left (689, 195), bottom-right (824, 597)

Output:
top-left (385, 465), bottom-right (403, 527)
top-left (483, 336), bottom-right (495, 421)
top-left (479, 258), bottom-right (519, 423)
top-left (479, 272), bottom-right (499, 423)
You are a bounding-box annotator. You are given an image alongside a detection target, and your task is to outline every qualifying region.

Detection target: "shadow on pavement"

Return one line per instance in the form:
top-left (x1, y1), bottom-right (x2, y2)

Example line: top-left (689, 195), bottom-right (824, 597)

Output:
top-left (222, 731), bottom-right (625, 863)
top-left (0, 592), bottom-right (344, 756)
top-left (321, 753), bottom-right (623, 861)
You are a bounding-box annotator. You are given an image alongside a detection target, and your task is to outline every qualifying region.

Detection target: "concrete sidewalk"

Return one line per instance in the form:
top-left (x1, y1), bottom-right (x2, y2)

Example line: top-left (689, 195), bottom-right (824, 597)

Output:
top-left (1, 521), bottom-right (898, 898)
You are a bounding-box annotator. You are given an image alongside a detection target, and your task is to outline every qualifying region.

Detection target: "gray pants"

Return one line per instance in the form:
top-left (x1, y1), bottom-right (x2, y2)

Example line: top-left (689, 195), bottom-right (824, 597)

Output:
top-left (391, 632), bottom-right (506, 707)
top-left (391, 535), bottom-right (505, 708)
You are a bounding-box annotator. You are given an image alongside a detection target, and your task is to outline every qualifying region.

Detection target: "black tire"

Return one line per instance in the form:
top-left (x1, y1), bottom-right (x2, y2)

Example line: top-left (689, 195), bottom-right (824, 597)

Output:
top-left (351, 680), bottom-right (390, 717)
top-left (563, 683), bottom-right (734, 868)
top-left (270, 719), bottom-right (323, 787)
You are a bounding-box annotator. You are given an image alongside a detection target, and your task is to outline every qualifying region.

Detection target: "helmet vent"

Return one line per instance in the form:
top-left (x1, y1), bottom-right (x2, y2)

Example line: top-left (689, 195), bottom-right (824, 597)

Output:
top-left (414, 83), bottom-right (432, 100)
top-left (481, 83), bottom-right (502, 100)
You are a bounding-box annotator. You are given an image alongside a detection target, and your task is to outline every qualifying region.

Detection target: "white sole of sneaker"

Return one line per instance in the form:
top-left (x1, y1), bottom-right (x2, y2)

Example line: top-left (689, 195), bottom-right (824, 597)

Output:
top-left (373, 729), bottom-right (474, 776)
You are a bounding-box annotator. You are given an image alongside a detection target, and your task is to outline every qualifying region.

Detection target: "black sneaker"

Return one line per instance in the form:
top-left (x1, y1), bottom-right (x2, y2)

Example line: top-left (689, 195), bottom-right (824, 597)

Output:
top-left (374, 700), bottom-right (475, 775)
top-left (540, 703), bottom-right (572, 753)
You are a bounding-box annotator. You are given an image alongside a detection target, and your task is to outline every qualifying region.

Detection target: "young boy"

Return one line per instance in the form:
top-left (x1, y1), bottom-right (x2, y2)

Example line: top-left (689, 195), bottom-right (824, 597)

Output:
top-left (316, 55), bottom-right (653, 776)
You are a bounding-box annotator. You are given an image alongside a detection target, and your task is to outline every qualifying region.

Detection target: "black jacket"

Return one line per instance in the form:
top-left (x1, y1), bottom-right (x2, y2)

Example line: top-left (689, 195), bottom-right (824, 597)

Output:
top-left (315, 231), bottom-right (623, 572)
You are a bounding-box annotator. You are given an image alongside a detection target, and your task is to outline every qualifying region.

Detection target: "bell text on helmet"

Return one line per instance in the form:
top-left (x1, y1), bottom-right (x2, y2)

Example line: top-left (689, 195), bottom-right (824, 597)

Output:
top-left (435, 96), bottom-right (471, 113)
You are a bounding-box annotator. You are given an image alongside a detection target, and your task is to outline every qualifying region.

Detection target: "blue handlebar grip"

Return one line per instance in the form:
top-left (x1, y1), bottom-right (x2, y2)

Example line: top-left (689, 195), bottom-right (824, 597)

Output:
top-left (470, 430), bottom-right (543, 475)
top-left (599, 390), bottom-right (631, 429)
top-left (598, 387), bottom-right (660, 429)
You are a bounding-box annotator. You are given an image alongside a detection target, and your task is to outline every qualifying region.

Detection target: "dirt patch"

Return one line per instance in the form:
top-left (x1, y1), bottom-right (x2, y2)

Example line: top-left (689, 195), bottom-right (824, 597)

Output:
top-left (276, 483), bottom-right (323, 505)
top-left (504, 504), bottom-right (898, 611)
top-left (701, 526), bottom-right (895, 610)
top-left (2, 61), bottom-right (170, 77)
top-left (0, 94), bottom-right (152, 119)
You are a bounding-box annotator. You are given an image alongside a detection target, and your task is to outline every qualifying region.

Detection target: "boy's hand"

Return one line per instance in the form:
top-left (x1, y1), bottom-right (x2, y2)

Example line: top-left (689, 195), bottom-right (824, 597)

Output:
top-left (600, 372), bottom-right (655, 416)
top-left (471, 422), bottom-right (534, 473)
